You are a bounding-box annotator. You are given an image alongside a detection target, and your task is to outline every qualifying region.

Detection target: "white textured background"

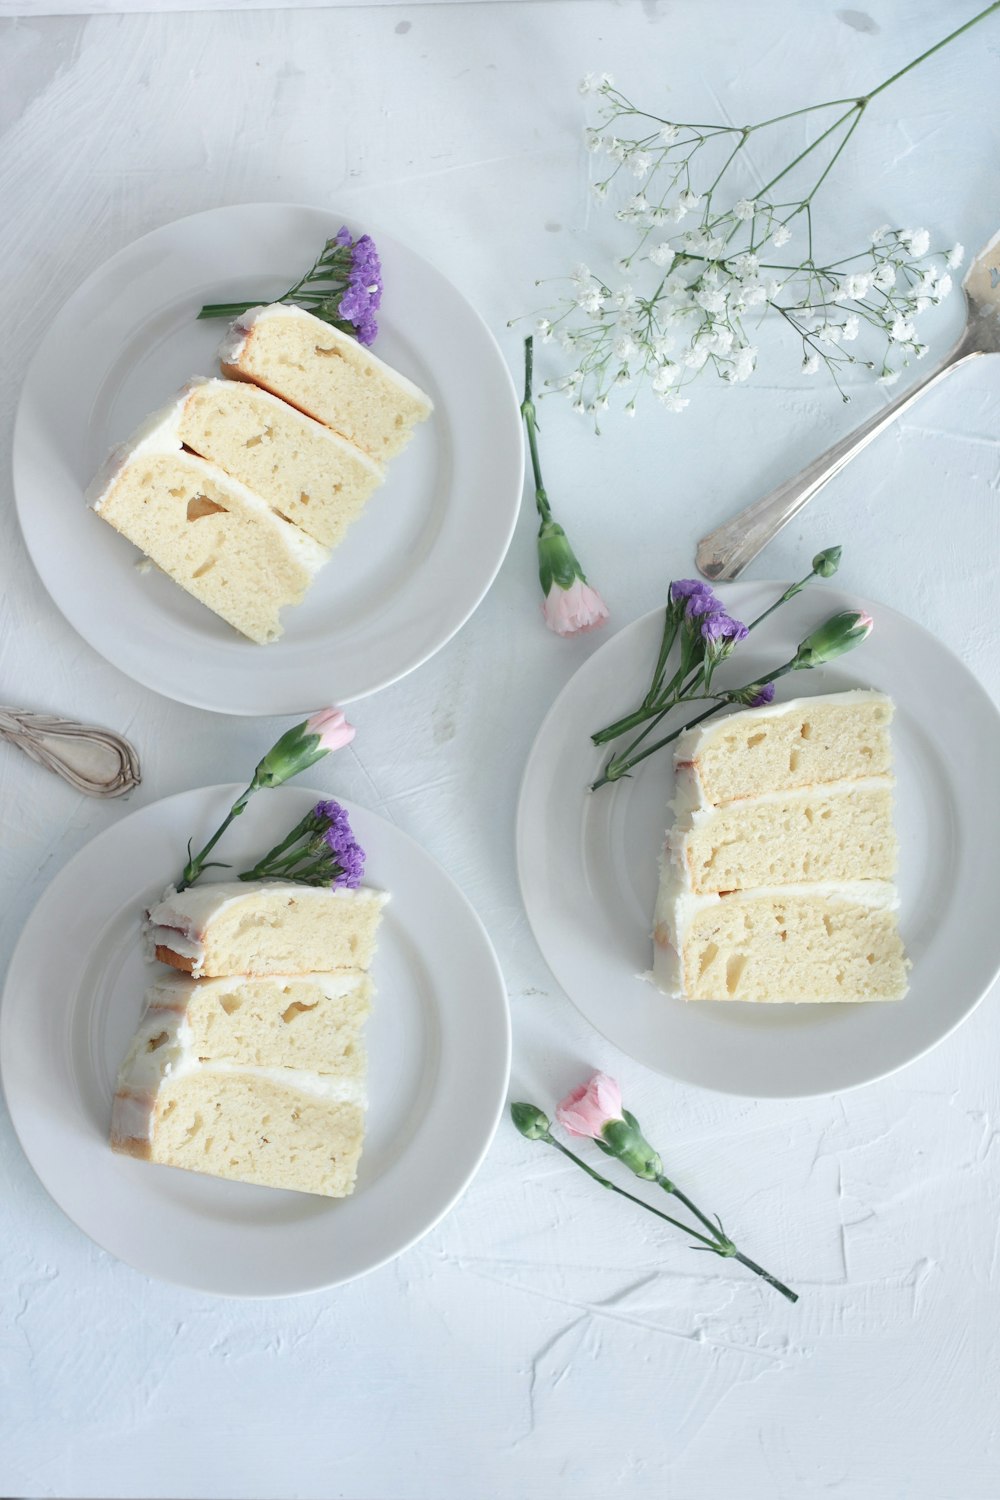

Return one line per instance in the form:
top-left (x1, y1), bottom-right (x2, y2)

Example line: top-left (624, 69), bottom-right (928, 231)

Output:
top-left (2, 3), bottom-right (999, 1497)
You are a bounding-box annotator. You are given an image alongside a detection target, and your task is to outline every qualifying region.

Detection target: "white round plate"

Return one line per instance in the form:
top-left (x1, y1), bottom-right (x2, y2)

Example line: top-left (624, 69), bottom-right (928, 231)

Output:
top-left (517, 582), bottom-right (1000, 1098)
top-left (13, 203), bottom-right (522, 715)
top-left (1, 785), bottom-right (510, 1296)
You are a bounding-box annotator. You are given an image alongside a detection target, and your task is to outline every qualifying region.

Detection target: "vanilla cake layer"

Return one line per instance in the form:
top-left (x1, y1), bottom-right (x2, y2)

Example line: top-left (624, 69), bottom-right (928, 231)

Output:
top-left (218, 303), bottom-right (433, 461)
top-left (139, 971), bottom-right (372, 1073)
top-left (653, 882), bottom-right (909, 1003)
top-left (112, 1067), bottom-right (366, 1198)
top-left (673, 691), bottom-right (894, 807)
top-left (671, 778), bottom-right (898, 895)
top-left (88, 448), bottom-right (327, 644)
top-left (146, 881), bottom-right (387, 978)
top-left (177, 377), bottom-right (385, 549)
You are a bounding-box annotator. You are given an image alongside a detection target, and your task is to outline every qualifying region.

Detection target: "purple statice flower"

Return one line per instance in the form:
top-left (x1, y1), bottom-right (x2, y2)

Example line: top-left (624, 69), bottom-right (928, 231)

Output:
top-left (336, 231), bottom-right (383, 346)
top-left (314, 799), bottom-right (365, 889)
top-left (748, 683), bottom-right (776, 707)
top-left (700, 610), bottom-right (748, 646)
top-left (670, 579), bottom-right (716, 607)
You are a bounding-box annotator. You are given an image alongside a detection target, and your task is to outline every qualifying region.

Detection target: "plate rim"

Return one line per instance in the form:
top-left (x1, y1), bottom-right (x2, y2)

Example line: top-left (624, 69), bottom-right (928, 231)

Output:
top-left (516, 582), bottom-right (1000, 1100)
top-left (11, 200), bottom-right (524, 716)
top-left (1, 781), bottom-right (512, 1297)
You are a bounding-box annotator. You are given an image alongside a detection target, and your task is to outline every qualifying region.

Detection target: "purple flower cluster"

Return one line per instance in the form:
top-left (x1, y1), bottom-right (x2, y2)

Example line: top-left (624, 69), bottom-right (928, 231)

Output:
top-left (669, 579), bottom-right (747, 647)
top-left (334, 227), bottom-right (383, 346)
top-left (314, 799), bottom-right (366, 889)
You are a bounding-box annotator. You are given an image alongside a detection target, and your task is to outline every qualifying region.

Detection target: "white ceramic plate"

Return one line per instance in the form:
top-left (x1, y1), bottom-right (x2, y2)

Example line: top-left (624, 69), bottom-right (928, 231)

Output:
top-left (517, 582), bottom-right (1000, 1099)
top-left (1, 785), bottom-right (510, 1296)
top-left (13, 203), bottom-right (522, 715)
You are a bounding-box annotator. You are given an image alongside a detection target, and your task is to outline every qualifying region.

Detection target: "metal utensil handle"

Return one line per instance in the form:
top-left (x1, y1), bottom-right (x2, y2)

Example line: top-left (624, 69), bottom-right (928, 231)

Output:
top-left (0, 708), bottom-right (141, 798)
top-left (696, 335), bottom-right (981, 581)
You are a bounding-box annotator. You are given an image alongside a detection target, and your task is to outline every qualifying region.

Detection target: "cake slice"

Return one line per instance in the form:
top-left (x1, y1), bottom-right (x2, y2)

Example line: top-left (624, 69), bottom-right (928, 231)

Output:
top-left (88, 445), bottom-right (327, 644)
top-left (145, 880), bottom-right (386, 978)
top-left (110, 978), bottom-right (369, 1197)
top-left (218, 303), bottom-right (433, 461)
top-left (176, 377), bottom-right (385, 549)
top-left (651, 690), bottom-right (908, 1003)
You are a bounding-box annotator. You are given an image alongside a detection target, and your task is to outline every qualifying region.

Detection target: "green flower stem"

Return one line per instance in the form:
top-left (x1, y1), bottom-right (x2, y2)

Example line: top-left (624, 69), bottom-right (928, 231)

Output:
top-left (591, 700), bottom-right (724, 791)
top-left (544, 1137), bottom-right (720, 1248)
top-left (178, 782), bottom-right (255, 891)
top-left (237, 811), bottom-right (315, 880)
top-left (730, 1249), bottom-right (799, 1304)
top-left (657, 1175), bottom-right (729, 1246)
top-left (521, 336), bottom-right (552, 526)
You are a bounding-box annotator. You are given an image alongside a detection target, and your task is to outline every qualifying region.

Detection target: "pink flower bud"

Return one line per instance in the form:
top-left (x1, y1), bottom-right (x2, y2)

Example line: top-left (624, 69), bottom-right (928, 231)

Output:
top-left (542, 579), bottom-right (610, 638)
top-left (305, 708), bottom-right (356, 752)
top-left (556, 1071), bottom-right (624, 1139)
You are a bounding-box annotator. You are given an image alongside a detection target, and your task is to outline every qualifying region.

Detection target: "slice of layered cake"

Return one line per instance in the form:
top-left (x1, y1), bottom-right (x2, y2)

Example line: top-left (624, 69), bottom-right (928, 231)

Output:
top-left (652, 690), bottom-right (909, 1003)
top-left (110, 971), bottom-right (372, 1196)
top-left (88, 444), bottom-right (327, 644)
top-left (176, 377), bottom-right (384, 549)
top-left (218, 304), bottom-right (433, 461)
top-left (145, 880), bottom-right (387, 978)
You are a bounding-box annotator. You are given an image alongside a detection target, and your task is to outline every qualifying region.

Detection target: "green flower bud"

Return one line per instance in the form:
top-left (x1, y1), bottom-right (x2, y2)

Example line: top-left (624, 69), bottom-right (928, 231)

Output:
top-left (537, 519), bottom-right (585, 595)
top-left (812, 545), bottom-right (842, 578)
top-left (600, 1116), bottom-right (663, 1180)
top-left (793, 609), bottom-right (873, 670)
top-left (511, 1102), bottom-right (551, 1140)
top-left (251, 709), bottom-right (354, 790)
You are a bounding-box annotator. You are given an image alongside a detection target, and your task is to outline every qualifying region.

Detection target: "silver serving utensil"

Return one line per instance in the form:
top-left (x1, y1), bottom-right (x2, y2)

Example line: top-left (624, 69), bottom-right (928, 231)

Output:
top-left (696, 230), bottom-right (1000, 580)
top-left (0, 707), bottom-right (141, 797)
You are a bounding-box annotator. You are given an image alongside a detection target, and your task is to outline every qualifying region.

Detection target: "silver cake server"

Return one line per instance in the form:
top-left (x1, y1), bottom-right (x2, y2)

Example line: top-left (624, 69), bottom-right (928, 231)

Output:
top-left (0, 707), bottom-right (141, 798)
top-left (696, 230), bottom-right (1000, 580)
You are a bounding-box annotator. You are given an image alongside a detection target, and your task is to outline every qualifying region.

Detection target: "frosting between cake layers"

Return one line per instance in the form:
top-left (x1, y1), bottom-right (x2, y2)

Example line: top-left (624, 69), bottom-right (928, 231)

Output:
top-left (112, 998), bottom-right (368, 1145)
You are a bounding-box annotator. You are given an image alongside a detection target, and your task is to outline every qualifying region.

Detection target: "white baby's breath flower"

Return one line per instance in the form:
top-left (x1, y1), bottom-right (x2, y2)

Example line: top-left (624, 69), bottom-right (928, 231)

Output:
top-left (732, 253), bottom-right (759, 280)
top-left (584, 128), bottom-right (602, 153)
top-left (648, 241), bottom-right (674, 267)
top-left (878, 369), bottom-right (901, 386)
top-left (650, 332), bottom-right (678, 359)
top-left (764, 278), bottom-right (781, 300)
top-left (610, 286), bottom-right (637, 312)
top-left (842, 314), bottom-right (860, 342)
top-left (682, 345), bottom-right (710, 371)
top-left (816, 322), bottom-right (843, 345)
top-left (678, 189), bottom-right (702, 212)
top-left (889, 313), bottom-right (916, 343)
top-left (629, 151), bottom-right (653, 179)
top-left (651, 363), bottom-right (681, 392)
top-left (771, 223), bottom-right (792, 248)
top-left (871, 225), bottom-right (891, 245)
top-left (913, 343), bottom-right (929, 359)
top-left (801, 351), bottom-right (820, 374)
top-left (536, 318), bottom-right (553, 343)
top-left (733, 198), bottom-right (757, 221)
top-left (694, 285), bottom-right (727, 315)
top-left (571, 263), bottom-right (591, 285)
top-left (872, 263), bottom-right (896, 291)
top-left (613, 334), bottom-right (636, 362)
top-left (576, 286), bottom-right (603, 314)
top-left (659, 123), bottom-right (679, 144)
top-left (899, 227), bottom-right (930, 258)
top-left (659, 391), bottom-right (690, 412)
top-left (572, 399), bottom-right (586, 413)
top-left (934, 272), bottom-right (953, 301)
top-left (605, 137), bottom-right (627, 163)
top-left (664, 203), bottom-right (687, 223)
top-left (727, 345), bottom-right (757, 382)
top-left (740, 282), bottom-right (768, 308)
top-left (838, 273), bottom-right (872, 301)
top-left (946, 243), bottom-right (964, 269)
top-left (579, 73), bottom-right (598, 95)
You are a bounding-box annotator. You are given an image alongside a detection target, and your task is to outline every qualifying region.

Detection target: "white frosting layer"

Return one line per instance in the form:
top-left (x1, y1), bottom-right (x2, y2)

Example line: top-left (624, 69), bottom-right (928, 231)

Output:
top-left (217, 302), bottom-right (434, 411)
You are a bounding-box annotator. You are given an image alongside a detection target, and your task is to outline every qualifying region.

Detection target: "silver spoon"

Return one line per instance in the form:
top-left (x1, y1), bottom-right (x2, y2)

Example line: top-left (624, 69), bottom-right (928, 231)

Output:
top-left (696, 230), bottom-right (1000, 580)
top-left (0, 708), bottom-right (141, 798)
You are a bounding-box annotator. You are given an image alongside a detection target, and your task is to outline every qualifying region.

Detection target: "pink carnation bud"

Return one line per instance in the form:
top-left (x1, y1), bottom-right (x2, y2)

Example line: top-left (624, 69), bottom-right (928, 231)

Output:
top-left (556, 1071), bottom-right (624, 1139)
top-left (305, 708), bottom-right (356, 752)
top-left (542, 579), bottom-right (610, 638)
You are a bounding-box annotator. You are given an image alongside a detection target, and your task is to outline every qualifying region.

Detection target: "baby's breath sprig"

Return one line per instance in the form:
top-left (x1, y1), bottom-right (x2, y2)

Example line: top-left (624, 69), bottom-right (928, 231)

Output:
top-left (535, 4), bottom-right (998, 423)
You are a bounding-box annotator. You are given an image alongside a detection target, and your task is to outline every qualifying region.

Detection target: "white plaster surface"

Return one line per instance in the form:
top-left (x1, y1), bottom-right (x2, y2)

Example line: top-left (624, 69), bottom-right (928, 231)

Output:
top-left (1, 3), bottom-right (999, 1497)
